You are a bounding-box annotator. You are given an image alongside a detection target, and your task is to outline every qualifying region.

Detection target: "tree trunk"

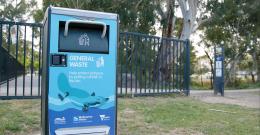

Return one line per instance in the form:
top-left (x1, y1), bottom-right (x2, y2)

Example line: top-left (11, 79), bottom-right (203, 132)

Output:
top-left (153, 0), bottom-right (175, 83)
top-left (200, 74), bottom-right (203, 86)
top-left (200, 62), bottom-right (204, 87)
top-left (257, 51), bottom-right (260, 83)
top-left (256, 40), bottom-right (260, 83)
top-left (178, 0), bottom-right (198, 40)
top-left (204, 50), bottom-right (213, 89)
top-left (251, 42), bottom-right (257, 83)
top-left (251, 71), bottom-right (255, 83)
top-left (210, 62), bottom-right (214, 89)
top-left (153, 0), bottom-right (202, 87)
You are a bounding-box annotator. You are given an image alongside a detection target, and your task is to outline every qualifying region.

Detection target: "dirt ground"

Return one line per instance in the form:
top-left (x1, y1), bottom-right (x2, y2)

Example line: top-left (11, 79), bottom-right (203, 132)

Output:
top-left (190, 89), bottom-right (260, 108)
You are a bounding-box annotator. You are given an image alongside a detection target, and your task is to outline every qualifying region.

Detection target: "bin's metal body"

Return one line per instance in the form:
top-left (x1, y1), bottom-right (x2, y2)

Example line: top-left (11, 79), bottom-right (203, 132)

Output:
top-left (42, 7), bottom-right (118, 135)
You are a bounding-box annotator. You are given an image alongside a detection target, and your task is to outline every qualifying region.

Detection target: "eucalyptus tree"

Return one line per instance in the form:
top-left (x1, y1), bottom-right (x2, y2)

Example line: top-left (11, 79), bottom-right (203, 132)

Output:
top-left (34, 0), bottom-right (203, 86)
top-left (203, 0), bottom-right (260, 85)
top-left (35, 0), bottom-right (157, 34)
top-left (0, 0), bottom-right (40, 70)
top-left (0, 0), bottom-right (37, 22)
top-left (34, 0), bottom-right (159, 87)
top-left (154, 0), bottom-right (205, 84)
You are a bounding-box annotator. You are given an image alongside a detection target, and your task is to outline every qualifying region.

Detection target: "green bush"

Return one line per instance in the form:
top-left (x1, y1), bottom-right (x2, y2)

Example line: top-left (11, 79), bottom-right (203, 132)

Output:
top-left (191, 79), bottom-right (260, 90)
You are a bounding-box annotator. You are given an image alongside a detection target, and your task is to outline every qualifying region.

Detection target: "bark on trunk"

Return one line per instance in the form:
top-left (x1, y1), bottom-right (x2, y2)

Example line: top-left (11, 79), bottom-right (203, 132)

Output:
top-left (200, 74), bottom-right (203, 86)
top-left (256, 39), bottom-right (260, 83)
top-left (178, 0), bottom-right (198, 40)
top-left (251, 72), bottom-right (255, 83)
top-left (153, 0), bottom-right (175, 83)
top-left (257, 51), bottom-right (260, 82)
top-left (251, 43), bottom-right (257, 83)
top-left (205, 50), bottom-right (213, 89)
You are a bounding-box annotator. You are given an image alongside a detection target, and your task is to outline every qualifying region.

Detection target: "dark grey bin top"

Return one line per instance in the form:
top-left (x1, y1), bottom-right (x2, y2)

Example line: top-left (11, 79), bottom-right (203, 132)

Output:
top-left (45, 6), bottom-right (118, 21)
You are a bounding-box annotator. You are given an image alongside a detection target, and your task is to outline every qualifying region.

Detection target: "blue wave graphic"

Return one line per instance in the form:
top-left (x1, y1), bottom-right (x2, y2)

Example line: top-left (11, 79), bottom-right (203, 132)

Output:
top-left (49, 95), bottom-right (115, 111)
top-left (49, 106), bottom-right (115, 114)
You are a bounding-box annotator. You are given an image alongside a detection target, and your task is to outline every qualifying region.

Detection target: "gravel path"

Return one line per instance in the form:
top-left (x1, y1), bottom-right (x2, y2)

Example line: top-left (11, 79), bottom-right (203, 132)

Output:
top-left (190, 89), bottom-right (260, 108)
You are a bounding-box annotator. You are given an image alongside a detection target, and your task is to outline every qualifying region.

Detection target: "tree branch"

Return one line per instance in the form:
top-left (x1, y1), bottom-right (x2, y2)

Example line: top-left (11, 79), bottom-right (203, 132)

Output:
top-left (156, 3), bottom-right (166, 20)
top-left (192, 17), bottom-right (212, 32)
top-left (135, 0), bottom-right (143, 10)
top-left (177, 0), bottom-right (187, 18)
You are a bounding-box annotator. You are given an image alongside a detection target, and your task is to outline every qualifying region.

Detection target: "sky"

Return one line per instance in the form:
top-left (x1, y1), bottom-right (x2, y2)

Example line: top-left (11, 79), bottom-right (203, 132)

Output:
top-left (190, 31), bottom-right (206, 57)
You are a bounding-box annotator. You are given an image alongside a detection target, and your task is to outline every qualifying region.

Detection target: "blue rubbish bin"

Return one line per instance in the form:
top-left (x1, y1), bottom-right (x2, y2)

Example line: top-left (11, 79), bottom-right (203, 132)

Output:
top-left (41, 6), bottom-right (118, 135)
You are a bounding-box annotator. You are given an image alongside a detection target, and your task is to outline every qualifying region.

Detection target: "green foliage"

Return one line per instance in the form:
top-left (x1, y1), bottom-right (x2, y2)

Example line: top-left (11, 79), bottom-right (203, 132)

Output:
top-left (118, 36), bottom-right (159, 88)
top-left (192, 78), bottom-right (260, 90)
top-left (205, 0), bottom-right (259, 44)
top-left (0, 0), bottom-right (37, 21)
top-left (225, 79), bottom-right (260, 89)
top-left (1, 26), bottom-right (40, 71)
top-left (0, 0), bottom-right (41, 72)
top-left (191, 80), bottom-right (212, 90)
top-left (203, 0), bottom-right (260, 85)
top-left (238, 54), bottom-right (253, 71)
top-left (34, 0), bottom-right (157, 34)
top-left (117, 36), bottom-right (193, 89)
top-left (205, 0), bottom-right (258, 42)
top-left (33, 9), bottom-right (44, 23)
top-left (189, 42), bottom-right (197, 75)
top-left (2, 41), bottom-right (40, 71)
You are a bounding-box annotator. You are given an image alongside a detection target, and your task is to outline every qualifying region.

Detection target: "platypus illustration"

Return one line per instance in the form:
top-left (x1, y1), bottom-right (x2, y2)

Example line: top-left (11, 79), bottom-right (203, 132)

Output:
top-left (57, 73), bottom-right (109, 111)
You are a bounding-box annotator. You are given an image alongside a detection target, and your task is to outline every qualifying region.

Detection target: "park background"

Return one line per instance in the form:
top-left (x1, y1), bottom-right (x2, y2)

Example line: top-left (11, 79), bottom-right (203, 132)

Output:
top-left (1, 0), bottom-right (259, 90)
top-left (0, 0), bottom-right (259, 135)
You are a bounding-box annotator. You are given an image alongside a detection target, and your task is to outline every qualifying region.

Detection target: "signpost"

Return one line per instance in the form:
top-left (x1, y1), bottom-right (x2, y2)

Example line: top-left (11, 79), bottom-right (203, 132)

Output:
top-left (214, 46), bottom-right (224, 96)
top-left (42, 7), bottom-right (118, 135)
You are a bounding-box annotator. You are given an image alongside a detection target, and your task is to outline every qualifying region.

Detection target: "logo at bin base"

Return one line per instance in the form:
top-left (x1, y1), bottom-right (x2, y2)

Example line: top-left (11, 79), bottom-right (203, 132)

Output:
top-left (99, 115), bottom-right (110, 121)
top-left (73, 115), bottom-right (93, 123)
top-left (54, 117), bottom-right (66, 124)
top-left (78, 33), bottom-right (90, 46)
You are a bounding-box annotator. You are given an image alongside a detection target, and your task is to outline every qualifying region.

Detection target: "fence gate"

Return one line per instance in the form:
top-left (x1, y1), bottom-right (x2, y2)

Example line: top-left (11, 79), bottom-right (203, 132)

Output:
top-left (0, 21), bottom-right (43, 99)
top-left (0, 21), bottom-right (190, 99)
top-left (117, 32), bottom-right (190, 96)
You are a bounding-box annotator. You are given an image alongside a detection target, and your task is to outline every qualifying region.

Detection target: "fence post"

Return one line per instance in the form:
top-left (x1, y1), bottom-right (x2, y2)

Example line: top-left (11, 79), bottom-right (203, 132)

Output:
top-left (184, 39), bottom-right (190, 96)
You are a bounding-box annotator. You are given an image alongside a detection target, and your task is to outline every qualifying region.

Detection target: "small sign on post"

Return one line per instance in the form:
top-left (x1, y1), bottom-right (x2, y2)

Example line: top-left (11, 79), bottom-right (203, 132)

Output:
top-left (214, 46), bottom-right (224, 96)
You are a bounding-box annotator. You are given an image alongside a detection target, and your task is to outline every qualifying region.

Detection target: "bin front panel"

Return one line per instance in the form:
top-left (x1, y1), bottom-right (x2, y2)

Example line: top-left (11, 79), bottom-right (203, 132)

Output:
top-left (47, 13), bottom-right (117, 135)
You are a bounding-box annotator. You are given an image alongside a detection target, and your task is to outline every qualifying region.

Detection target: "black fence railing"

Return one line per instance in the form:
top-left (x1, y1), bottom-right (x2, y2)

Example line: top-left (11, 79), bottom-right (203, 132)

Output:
top-left (0, 21), bottom-right (190, 99)
top-left (117, 32), bottom-right (190, 96)
top-left (0, 21), bottom-right (43, 99)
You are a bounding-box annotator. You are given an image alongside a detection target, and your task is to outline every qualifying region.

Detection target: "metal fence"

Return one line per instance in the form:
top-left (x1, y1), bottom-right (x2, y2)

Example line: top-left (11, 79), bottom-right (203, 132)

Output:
top-left (117, 32), bottom-right (190, 96)
top-left (0, 21), bottom-right (190, 99)
top-left (0, 21), bottom-right (42, 99)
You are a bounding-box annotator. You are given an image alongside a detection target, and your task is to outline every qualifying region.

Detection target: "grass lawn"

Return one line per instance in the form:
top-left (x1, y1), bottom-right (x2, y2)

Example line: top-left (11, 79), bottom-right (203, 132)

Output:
top-left (0, 96), bottom-right (259, 135)
top-left (251, 91), bottom-right (260, 96)
top-left (0, 99), bottom-right (40, 135)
